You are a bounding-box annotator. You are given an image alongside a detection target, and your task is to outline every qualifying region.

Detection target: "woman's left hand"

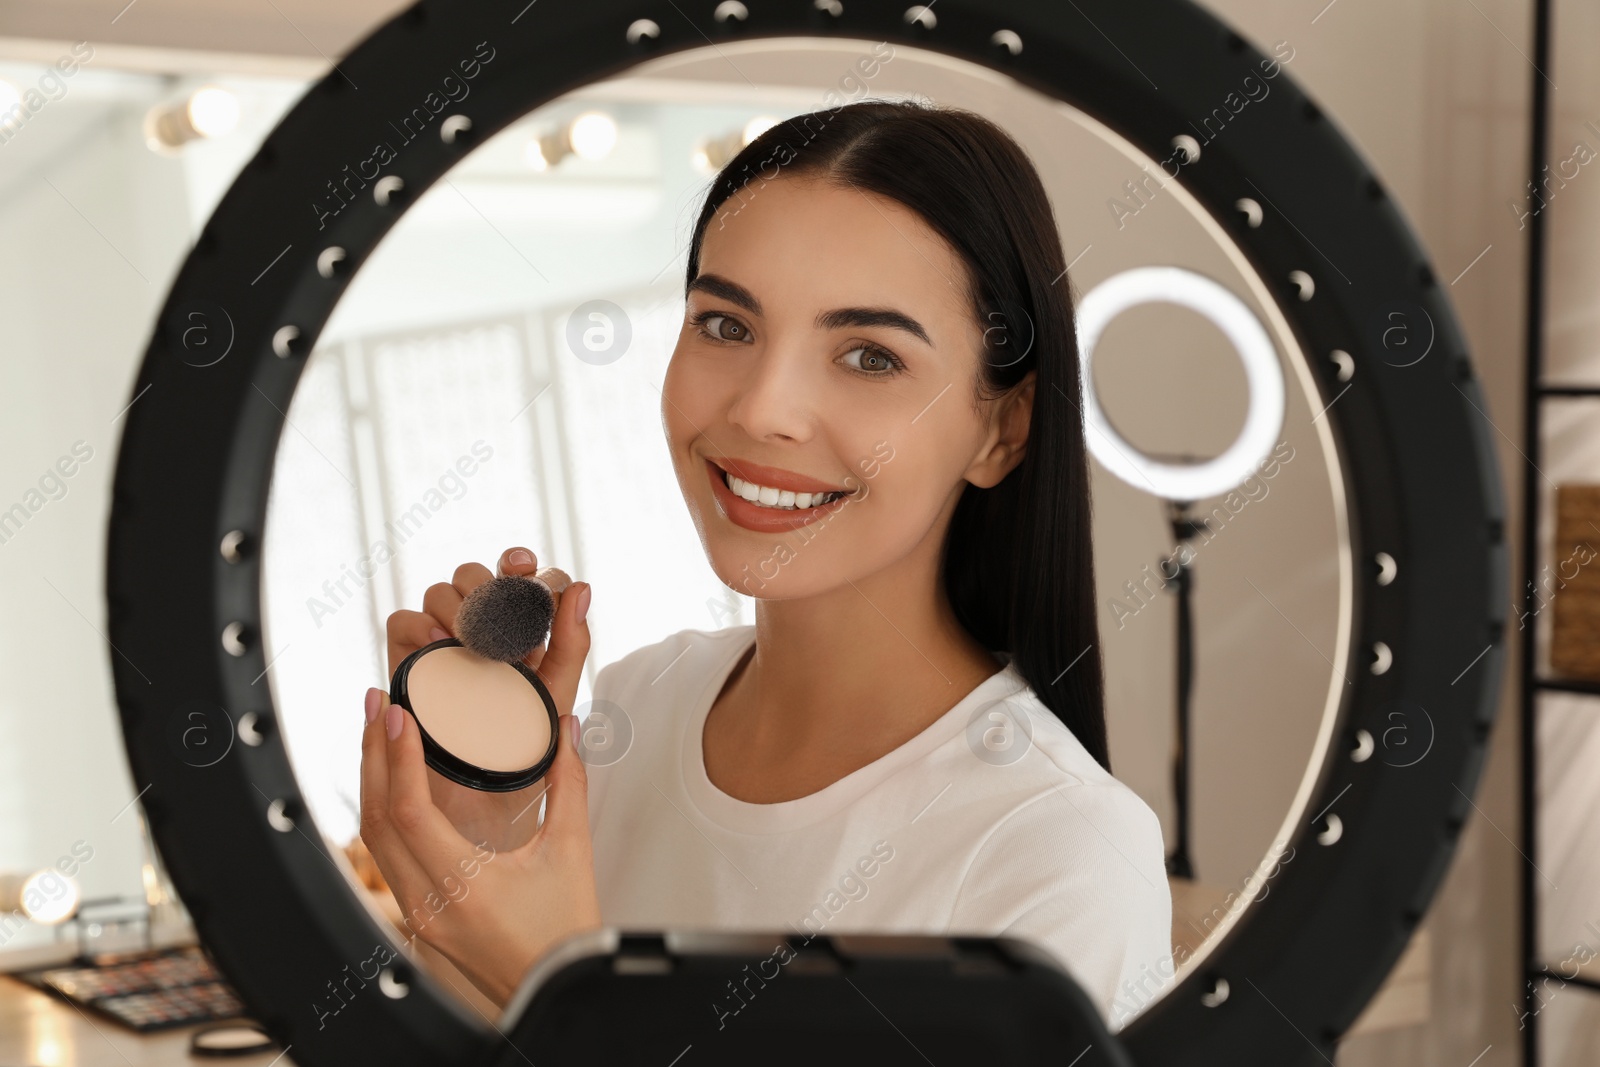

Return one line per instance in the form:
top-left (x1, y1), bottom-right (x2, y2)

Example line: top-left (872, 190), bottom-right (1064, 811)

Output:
top-left (359, 688), bottom-right (603, 1007)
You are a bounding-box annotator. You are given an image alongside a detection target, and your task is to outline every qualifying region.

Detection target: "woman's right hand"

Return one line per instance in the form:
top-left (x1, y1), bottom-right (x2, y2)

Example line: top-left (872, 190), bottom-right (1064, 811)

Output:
top-left (384, 546), bottom-right (593, 852)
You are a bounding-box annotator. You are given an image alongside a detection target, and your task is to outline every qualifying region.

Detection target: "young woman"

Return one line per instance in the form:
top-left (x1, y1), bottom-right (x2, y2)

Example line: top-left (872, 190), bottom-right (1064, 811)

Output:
top-left (359, 98), bottom-right (1172, 1030)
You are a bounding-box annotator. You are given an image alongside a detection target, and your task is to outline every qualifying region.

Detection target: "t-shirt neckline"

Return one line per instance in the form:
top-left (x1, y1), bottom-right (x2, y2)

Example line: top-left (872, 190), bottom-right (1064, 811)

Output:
top-left (680, 627), bottom-right (1026, 835)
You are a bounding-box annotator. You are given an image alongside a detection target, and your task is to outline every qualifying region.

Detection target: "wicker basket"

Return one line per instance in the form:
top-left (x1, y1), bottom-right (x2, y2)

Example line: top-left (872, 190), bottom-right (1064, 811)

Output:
top-left (1550, 484), bottom-right (1600, 680)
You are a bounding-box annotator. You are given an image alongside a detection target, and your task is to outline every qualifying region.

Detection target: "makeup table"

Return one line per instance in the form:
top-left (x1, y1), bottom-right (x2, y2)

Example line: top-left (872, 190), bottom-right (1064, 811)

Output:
top-left (0, 973), bottom-right (295, 1067)
top-left (0, 928), bottom-right (293, 1067)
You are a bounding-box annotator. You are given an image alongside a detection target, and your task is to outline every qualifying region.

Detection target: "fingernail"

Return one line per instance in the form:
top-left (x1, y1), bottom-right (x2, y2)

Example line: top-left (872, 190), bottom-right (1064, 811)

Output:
top-left (386, 704), bottom-right (403, 741)
top-left (575, 583), bottom-right (592, 624)
top-left (365, 688), bottom-right (380, 724)
top-left (509, 548), bottom-right (533, 567)
top-left (429, 627), bottom-right (450, 642)
top-left (567, 714), bottom-right (579, 750)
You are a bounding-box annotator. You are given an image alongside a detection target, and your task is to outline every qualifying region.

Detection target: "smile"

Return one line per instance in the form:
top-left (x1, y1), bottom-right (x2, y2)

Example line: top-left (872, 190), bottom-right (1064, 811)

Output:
top-left (704, 458), bottom-right (856, 533)
top-left (721, 469), bottom-right (845, 510)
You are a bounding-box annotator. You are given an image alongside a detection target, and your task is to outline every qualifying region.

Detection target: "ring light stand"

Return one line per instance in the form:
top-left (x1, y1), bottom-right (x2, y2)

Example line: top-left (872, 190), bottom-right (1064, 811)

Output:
top-left (1076, 265), bottom-right (1289, 883)
top-left (1166, 498), bottom-right (1208, 882)
top-left (104, 0), bottom-right (1506, 1064)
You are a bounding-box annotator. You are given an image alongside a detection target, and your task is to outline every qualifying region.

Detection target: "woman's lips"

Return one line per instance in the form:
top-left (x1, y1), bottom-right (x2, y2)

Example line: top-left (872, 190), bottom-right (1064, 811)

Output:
top-left (705, 459), bottom-right (853, 533)
top-left (712, 457), bottom-right (848, 495)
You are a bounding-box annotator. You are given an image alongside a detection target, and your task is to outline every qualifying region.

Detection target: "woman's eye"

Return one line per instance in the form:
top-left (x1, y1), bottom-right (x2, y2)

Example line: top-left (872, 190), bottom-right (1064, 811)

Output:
top-left (841, 345), bottom-right (902, 375)
top-left (697, 314), bottom-right (749, 342)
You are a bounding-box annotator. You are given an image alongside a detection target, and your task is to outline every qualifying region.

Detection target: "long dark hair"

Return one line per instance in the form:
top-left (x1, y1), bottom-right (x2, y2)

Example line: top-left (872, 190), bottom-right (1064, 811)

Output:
top-left (683, 99), bottom-right (1110, 772)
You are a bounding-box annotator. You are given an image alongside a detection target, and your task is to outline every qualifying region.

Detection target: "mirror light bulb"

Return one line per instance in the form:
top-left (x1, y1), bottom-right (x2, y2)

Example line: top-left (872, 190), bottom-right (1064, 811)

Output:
top-left (20, 869), bottom-right (80, 925)
top-left (187, 86), bottom-right (240, 139)
top-left (743, 115), bottom-right (779, 145)
top-left (568, 111), bottom-right (616, 160)
top-left (524, 137), bottom-right (550, 170)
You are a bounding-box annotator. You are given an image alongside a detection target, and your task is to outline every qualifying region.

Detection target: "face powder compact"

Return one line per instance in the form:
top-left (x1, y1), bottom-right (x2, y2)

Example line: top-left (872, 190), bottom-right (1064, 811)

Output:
top-left (388, 570), bottom-right (564, 792)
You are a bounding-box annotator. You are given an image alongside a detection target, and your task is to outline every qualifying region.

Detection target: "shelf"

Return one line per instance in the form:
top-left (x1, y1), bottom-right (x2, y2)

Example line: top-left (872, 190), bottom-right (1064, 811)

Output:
top-left (1534, 677), bottom-right (1600, 698)
top-left (1530, 964), bottom-right (1600, 996)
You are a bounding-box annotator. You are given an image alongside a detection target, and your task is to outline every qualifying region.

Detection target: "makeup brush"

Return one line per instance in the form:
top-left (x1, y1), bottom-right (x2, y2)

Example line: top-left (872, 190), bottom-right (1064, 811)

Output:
top-left (453, 567), bottom-right (570, 664)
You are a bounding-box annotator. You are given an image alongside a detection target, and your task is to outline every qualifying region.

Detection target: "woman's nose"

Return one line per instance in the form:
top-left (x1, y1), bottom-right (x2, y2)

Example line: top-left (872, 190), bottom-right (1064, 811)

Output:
top-left (724, 345), bottom-right (816, 443)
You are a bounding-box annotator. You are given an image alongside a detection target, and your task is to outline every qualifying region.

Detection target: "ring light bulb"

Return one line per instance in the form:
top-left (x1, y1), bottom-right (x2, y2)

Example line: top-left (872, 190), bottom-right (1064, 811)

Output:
top-left (1075, 266), bottom-right (1286, 502)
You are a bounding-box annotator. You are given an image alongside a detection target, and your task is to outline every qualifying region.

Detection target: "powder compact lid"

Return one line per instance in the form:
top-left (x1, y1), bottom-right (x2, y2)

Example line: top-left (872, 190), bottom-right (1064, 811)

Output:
top-left (189, 1021), bottom-right (276, 1058)
top-left (389, 638), bottom-right (559, 793)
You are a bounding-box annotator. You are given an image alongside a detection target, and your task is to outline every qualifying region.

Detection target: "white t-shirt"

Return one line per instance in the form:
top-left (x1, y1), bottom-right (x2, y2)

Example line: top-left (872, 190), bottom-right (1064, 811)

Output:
top-left (584, 624), bottom-right (1173, 1029)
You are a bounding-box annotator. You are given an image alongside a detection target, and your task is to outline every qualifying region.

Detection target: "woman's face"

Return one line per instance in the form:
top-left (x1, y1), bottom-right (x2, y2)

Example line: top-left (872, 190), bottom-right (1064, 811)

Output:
top-left (661, 175), bottom-right (1030, 601)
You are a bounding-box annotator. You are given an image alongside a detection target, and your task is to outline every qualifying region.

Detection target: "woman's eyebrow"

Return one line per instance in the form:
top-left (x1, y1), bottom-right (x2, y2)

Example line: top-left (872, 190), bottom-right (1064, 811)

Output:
top-left (688, 272), bottom-right (934, 348)
top-left (816, 306), bottom-right (933, 348)
top-left (687, 273), bottom-right (760, 314)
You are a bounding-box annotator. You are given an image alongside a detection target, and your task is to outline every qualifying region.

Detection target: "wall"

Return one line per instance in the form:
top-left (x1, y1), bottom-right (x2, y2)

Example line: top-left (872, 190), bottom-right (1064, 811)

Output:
top-left (0, 65), bottom-right (194, 939)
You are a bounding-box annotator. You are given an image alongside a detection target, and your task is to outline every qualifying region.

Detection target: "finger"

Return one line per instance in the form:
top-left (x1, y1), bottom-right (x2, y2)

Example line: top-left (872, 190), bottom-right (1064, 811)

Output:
top-left (383, 696), bottom-right (479, 875)
top-left (496, 546), bottom-right (540, 578)
top-left (520, 569), bottom-right (570, 670)
top-left (422, 581), bottom-right (466, 634)
top-left (452, 562), bottom-right (493, 599)
top-left (526, 713), bottom-right (591, 850)
top-left (535, 581), bottom-right (591, 715)
top-left (386, 610), bottom-right (449, 675)
top-left (359, 689), bottom-right (438, 908)
top-left (359, 689), bottom-right (391, 829)
top-left (535, 566), bottom-right (573, 594)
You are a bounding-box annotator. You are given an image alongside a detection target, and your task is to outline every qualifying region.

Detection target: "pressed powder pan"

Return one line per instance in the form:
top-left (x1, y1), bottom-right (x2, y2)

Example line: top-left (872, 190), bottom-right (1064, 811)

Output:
top-left (389, 637), bottom-right (559, 792)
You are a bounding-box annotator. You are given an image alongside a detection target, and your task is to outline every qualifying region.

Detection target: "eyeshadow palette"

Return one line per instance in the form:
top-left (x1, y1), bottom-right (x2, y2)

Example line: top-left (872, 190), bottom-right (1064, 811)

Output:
top-left (11, 945), bottom-right (247, 1032)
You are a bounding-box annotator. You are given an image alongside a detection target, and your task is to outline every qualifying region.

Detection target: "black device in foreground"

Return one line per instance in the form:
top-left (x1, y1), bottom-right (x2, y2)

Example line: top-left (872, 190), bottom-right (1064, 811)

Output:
top-left (492, 930), bottom-right (1133, 1067)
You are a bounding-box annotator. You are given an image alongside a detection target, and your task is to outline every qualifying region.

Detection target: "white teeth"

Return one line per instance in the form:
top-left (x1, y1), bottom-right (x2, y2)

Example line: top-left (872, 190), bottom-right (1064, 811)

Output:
top-left (725, 471), bottom-right (839, 510)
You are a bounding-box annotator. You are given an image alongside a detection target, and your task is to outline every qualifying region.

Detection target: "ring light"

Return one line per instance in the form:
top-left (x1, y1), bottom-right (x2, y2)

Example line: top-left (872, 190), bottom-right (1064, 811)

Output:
top-left (104, 0), bottom-right (1506, 1064)
top-left (1076, 266), bottom-right (1286, 502)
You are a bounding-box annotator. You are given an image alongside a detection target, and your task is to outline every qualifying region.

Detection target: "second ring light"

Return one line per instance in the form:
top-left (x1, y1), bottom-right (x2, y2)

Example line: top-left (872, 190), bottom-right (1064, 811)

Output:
top-left (105, 1), bottom-right (1506, 1064)
top-left (1076, 265), bottom-right (1286, 503)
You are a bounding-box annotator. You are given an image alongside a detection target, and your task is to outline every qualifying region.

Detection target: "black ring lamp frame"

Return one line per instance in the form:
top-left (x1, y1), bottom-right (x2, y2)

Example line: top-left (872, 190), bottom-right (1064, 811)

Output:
top-left (105, 0), bottom-right (1507, 1064)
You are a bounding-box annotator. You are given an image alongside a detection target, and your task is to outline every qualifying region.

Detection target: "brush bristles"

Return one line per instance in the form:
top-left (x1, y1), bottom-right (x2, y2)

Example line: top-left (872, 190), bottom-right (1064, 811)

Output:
top-left (454, 575), bottom-right (556, 664)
